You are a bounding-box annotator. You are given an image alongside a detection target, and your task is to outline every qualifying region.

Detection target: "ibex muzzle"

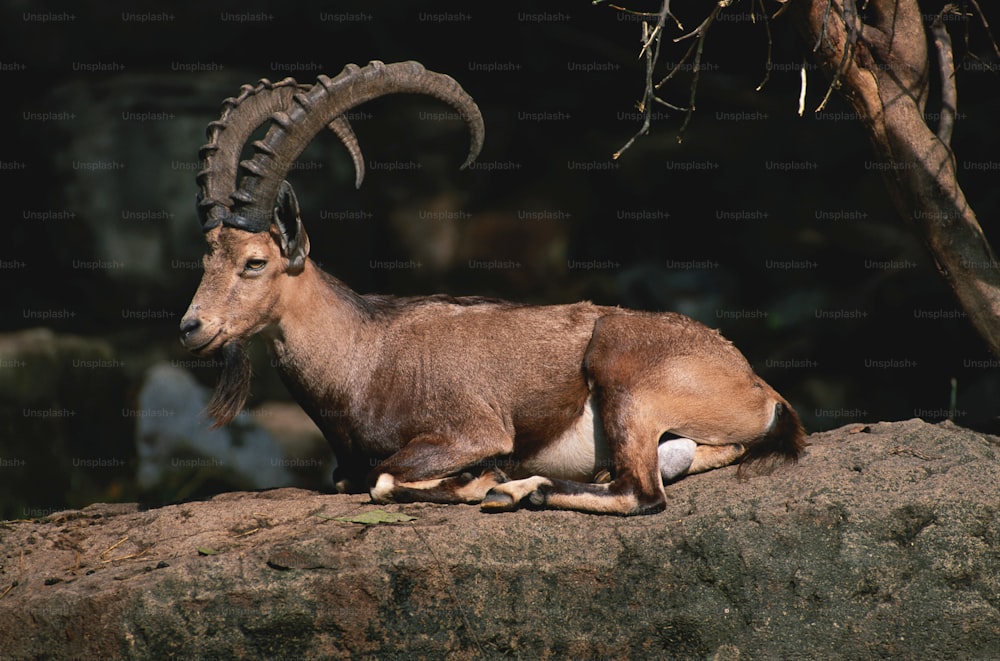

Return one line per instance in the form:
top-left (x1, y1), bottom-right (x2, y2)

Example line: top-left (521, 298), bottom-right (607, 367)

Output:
top-left (181, 60), bottom-right (805, 515)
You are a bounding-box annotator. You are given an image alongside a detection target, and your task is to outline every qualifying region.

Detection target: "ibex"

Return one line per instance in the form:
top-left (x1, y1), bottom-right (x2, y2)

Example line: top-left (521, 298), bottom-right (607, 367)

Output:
top-left (180, 61), bottom-right (805, 516)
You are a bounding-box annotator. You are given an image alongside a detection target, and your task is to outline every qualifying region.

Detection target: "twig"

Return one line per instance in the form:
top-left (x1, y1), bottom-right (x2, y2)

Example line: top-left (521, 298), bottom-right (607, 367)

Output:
top-left (664, 1), bottom-right (727, 142)
top-left (677, 22), bottom-right (713, 140)
top-left (889, 445), bottom-right (940, 461)
top-left (755, 0), bottom-right (774, 92)
top-left (608, 2), bottom-right (683, 29)
top-left (640, 22), bottom-right (662, 60)
top-left (233, 527), bottom-right (260, 538)
top-left (99, 535), bottom-right (129, 559)
top-left (606, 5), bottom-right (658, 18)
top-left (656, 37), bottom-right (699, 88)
top-left (102, 547), bottom-right (152, 564)
top-left (965, 0), bottom-right (1000, 59)
top-left (813, 0), bottom-right (837, 52)
top-left (0, 582), bottom-right (16, 600)
top-left (931, 8), bottom-right (958, 146)
top-left (615, 18), bottom-right (659, 158)
top-left (614, 2), bottom-right (684, 159)
top-left (816, 0), bottom-right (860, 113)
top-left (798, 59), bottom-right (808, 116)
top-left (610, 0), bottom-right (776, 152)
top-left (673, 0), bottom-right (726, 44)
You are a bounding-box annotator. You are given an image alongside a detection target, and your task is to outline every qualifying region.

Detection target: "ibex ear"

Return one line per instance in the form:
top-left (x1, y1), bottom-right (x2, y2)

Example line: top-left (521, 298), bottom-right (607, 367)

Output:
top-left (271, 180), bottom-right (310, 274)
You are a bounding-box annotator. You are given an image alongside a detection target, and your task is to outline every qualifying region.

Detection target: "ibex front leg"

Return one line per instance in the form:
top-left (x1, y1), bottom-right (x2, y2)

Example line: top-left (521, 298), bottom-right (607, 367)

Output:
top-left (369, 427), bottom-right (513, 505)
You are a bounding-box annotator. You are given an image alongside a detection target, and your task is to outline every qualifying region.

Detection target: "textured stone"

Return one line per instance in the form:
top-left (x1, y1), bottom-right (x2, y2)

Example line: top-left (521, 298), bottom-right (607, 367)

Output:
top-left (0, 419), bottom-right (997, 659)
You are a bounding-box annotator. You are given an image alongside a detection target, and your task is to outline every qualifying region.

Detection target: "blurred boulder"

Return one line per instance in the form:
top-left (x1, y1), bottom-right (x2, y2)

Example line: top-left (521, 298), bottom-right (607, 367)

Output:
top-left (135, 363), bottom-right (298, 504)
top-left (252, 400), bottom-right (333, 491)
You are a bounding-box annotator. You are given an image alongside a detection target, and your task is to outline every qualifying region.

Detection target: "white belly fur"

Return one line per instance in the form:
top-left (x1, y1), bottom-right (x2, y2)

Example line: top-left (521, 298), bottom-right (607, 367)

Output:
top-left (517, 396), bottom-right (610, 481)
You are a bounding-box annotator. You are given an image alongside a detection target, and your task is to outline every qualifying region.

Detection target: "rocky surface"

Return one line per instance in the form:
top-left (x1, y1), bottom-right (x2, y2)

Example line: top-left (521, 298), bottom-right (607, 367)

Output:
top-left (1, 418), bottom-right (998, 660)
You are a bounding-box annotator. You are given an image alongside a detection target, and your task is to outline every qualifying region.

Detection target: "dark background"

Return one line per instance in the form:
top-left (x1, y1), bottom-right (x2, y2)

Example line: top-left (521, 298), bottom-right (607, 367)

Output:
top-left (2, 0), bottom-right (998, 515)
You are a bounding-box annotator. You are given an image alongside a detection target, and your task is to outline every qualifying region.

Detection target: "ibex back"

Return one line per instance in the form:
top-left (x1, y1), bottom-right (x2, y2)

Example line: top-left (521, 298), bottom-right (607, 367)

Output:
top-left (180, 60), bottom-right (805, 516)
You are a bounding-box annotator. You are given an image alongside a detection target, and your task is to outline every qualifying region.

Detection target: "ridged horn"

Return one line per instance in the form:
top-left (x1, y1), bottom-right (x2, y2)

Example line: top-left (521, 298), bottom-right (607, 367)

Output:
top-left (229, 60), bottom-right (485, 232)
top-left (197, 80), bottom-right (367, 231)
top-left (197, 78), bottom-right (303, 230)
top-left (327, 116), bottom-right (365, 189)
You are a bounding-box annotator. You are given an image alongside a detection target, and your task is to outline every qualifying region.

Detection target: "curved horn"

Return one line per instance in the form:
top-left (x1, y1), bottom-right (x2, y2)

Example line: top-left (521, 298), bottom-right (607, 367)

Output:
top-left (197, 78), bottom-right (304, 230)
top-left (327, 116), bottom-right (365, 189)
top-left (230, 60), bottom-right (485, 232)
top-left (197, 79), bottom-right (367, 231)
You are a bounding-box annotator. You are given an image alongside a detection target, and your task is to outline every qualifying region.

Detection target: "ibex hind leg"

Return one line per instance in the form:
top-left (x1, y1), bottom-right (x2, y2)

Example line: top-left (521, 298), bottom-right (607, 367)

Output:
top-left (482, 310), bottom-right (789, 515)
top-left (484, 384), bottom-right (668, 516)
top-left (656, 437), bottom-right (747, 479)
top-left (642, 355), bottom-right (803, 475)
top-left (687, 443), bottom-right (746, 475)
top-left (482, 316), bottom-right (718, 516)
top-left (585, 311), bottom-right (802, 464)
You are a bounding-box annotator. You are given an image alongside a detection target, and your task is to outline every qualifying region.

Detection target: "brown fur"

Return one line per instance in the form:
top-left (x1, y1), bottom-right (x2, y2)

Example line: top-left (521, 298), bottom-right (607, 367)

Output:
top-left (182, 64), bottom-right (806, 514)
top-left (181, 231), bottom-right (805, 516)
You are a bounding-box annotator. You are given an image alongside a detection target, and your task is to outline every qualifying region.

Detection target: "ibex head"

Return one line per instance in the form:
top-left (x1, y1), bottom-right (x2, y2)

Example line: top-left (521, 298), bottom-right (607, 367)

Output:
top-left (179, 61), bottom-right (484, 424)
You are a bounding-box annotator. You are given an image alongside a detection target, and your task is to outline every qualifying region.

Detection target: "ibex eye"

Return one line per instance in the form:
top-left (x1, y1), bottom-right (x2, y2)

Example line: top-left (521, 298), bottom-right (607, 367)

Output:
top-left (244, 259), bottom-right (267, 271)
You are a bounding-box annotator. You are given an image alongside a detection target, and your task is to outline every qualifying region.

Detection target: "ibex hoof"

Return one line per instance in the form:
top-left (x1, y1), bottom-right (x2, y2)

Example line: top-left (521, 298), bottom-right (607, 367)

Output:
top-left (370, 473), bottom-right (396, 503)
top-left (480, 490), bottom-right (517, 513)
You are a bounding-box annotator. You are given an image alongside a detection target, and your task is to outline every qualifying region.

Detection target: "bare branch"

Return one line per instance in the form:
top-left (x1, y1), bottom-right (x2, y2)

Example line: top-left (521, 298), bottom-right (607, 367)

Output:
top-left (655, 37), bottom-right (699, 88)
top-left (931, 7), bottom-right (958, 146)
top-left (669, 2), bottom-right (727, 142)
top-left (611, 0), bottom-right (744, 155)
top-left (674, 1), bottom-right (726, 43)
top-left (677, 21), bottom-right (713, 139)
top-left (604, 0), bottom-right (1000, 357)
top-left (813, 0), bottom-right (836, 52)
top-left (612, 0), bottom-right (698, 158)
top-left (755, 0), bottom-right (775, 92)
top-left (792, 0), bottom-right (1000, 357)
top-left (815, 0), bottom-right (860, 112)
top-left (965, 0), bottom-right (1000, 59)
top-left (798, 60), bottom-right (808, 115)
top-left (613, 18), bottom-right (662, 159)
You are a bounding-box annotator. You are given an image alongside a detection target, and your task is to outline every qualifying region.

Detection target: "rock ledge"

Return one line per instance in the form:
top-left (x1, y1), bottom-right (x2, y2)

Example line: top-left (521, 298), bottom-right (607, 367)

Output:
top-left (1, 419), bottom-right (998, 659)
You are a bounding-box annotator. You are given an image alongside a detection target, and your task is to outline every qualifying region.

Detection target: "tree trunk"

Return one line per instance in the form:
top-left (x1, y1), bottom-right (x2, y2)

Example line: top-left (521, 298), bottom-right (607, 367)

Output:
top-left (791, 0), bottom-right (1000, 356)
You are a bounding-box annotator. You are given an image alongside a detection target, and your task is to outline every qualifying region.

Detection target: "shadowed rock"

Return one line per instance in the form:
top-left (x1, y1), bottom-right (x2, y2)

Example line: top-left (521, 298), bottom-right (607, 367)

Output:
top-left (1, 419), bottom-right (997, 659)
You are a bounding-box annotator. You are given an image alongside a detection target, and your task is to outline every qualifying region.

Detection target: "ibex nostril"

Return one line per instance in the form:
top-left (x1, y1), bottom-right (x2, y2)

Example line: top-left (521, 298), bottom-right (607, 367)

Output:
top-left (179, 317), bottom-right (201, 336)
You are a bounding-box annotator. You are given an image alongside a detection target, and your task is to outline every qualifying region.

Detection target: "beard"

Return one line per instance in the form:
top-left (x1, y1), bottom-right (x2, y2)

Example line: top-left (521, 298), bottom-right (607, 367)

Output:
top-left (206, 340), bottom-right (253, 428)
